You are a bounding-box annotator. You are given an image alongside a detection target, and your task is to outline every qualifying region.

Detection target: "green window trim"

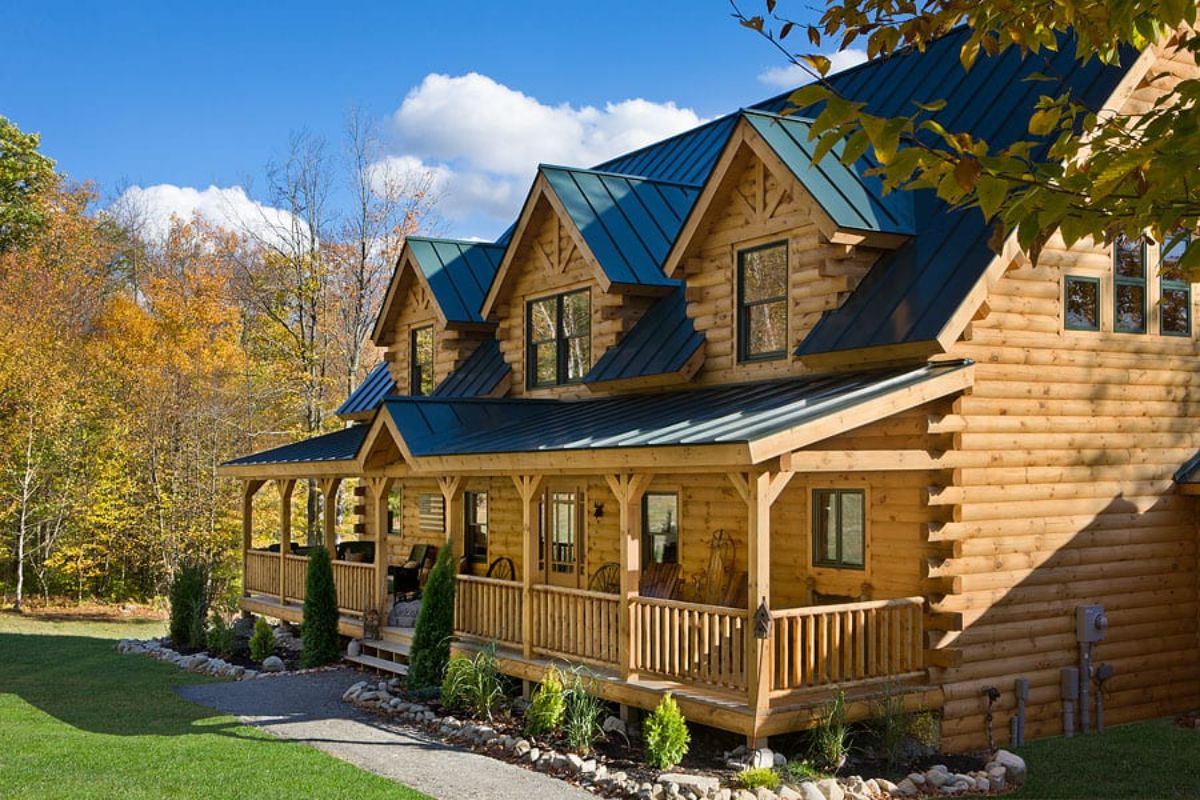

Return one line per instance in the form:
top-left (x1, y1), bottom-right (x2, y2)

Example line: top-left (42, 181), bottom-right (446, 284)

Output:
top-left (812, 488), bottom-right (866, 571)
top-left (410, 325), bottom-right (434, 395)
top-left (1113, 236), bottom-right (1147, 334)
top-left (1064, 275), bottom-right (1101, 332)
top-left (526, 288), bottom-right (591, 388)
top-left (737, 241), bottom-right (789, 363)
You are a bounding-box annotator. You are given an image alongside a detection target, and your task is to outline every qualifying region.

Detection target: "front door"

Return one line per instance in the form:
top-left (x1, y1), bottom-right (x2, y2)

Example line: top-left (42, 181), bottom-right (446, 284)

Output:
top-left (544, 488), bottom-right (582, 587)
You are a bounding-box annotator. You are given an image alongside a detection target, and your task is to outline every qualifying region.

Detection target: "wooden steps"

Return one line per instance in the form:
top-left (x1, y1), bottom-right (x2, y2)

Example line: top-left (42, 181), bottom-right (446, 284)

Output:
top-left (344, 637), bottom-right (411, 676)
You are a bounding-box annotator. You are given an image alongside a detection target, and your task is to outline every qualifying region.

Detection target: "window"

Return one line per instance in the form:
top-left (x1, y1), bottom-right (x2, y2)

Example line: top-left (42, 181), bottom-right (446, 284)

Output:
top-left (1064, 275), bottom-right (1101, 331)
top-left (418, 493), bottom-right (444, 532)
top-left (642, 492), bottom-right (679, 564)
top-left (387, 487), bottom-right (403, 536)
top-left (738, 242), bottom-right (789, 362)
top-left (527, 289), bottom-right (591, 388)
top-left (812, 488), bottom-right (865, 570)
top-left (1161, 231), bottom-right (1192, 337)
top-left (547, 491), bottom-right (579, 574)
top-left (464, 491), bottom-right (489, 564)
top-left (1113, 236), bottom-right (1147, 333)
top-left (411, 325), bottom-right (434, 395)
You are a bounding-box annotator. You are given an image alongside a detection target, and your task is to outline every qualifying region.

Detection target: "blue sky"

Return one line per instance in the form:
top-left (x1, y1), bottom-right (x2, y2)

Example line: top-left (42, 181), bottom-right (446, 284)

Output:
top-left (3, 1), bottom-right (846, 239)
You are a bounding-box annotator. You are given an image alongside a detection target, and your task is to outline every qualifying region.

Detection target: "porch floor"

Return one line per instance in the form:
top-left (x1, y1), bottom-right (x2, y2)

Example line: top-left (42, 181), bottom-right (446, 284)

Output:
top-left (239, 594), bottom-right (365, 638)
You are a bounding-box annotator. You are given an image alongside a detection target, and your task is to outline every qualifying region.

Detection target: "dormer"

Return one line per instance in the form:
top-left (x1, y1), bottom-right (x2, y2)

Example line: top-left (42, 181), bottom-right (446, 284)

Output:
top-left (661, 111), bottom-right (913, 384)
top-left (372, 237), bottom-right (505, 396)
top-left (482, 165), bottom-right (695, 396)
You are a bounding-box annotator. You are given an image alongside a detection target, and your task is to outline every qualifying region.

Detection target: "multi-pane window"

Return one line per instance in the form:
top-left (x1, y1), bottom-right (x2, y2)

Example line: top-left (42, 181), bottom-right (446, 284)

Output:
top-left (527, 289), bottom-right (590, 387)
top-left (812, 488), bottom-right (865, 570)
top-left (411, 325), bottom-right (434, 395)
top-left (387, 486), bottom-right (403, 536)
top-left (1114, 236), bottom-right (1147, 333)
top-left (737, 242), bottom-right (789, 361)
top-left (642, 492), bottom-right (679, 565)
top-left (1161, 231), bottom-right (1192, 337)
top-left (464, 491), bottom-right (489, 564)
top-left (418, 493), bottom-right (444, 532)
top-left (1064, 275), bottom-right (1101, 331)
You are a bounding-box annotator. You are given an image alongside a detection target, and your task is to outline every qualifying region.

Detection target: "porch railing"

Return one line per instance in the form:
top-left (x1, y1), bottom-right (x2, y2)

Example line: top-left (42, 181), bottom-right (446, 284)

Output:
top-left (332, 560), bottom-right (375, 615)
top-left (770, 596), bottom-right (925, 695)
top-left (455, 575), bottom-right (523, 645)
top-left (283, 554), bottom-right (307, 602)
top-left (530, 585), bottom-right (620, 666)
top-left (630, 597), bottom-right (748, 692)
top-left (244, 550), bottom-right (279, 596)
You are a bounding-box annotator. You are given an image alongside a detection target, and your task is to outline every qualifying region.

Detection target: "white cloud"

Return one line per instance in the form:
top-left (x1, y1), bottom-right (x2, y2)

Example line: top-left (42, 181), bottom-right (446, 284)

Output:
top-left (757, 49), bottom-right (870, 88)
top-left (109, 184), bottom-right (303, 250)
top-left (381, 72), bottom-right (704, 236)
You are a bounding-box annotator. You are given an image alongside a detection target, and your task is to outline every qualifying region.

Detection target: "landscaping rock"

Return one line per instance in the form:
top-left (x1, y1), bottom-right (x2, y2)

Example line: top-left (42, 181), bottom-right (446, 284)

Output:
top-left (815, 778), bottom-right (843, 800)
top-left (893, 779), bottom-right (918, 797)
top-left (734, 791), bottom-right (757, 800)
top-left (261, 655), bottom-right (285, 672)
top-left (754, 788), bottom-right (776, 800)
top-left (513, 739), bottom-right (531, 758)
top-left (660, 774), bottom-right (720, 794)
top-left (797, 783), bottom-right (825, 800)
top-left (992, 749), bottom-right (1027, 783)
top-left (603, 714), bottom-right (629, 740)
top-left (777, 786), bottom-right (801, 800)
top-left (749, 748), bottom-right (775, 769)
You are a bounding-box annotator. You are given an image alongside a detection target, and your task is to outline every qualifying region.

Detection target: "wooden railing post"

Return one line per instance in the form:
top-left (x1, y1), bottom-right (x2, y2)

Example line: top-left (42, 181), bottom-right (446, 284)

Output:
top-left (729, 468), bottom-right (793, 744)
top-left (513, 474), bottom-right (544, 660)
top-left (365, 476), bottom-right (394, 619)
top-left (320, 477), bottom-right (342, 561)
top-left (275, 479), bottom-right (295, 604)
top-left (605, 473), bottom-right (653, 680)
top-left (241, 480), bottom-right (263, 598)
top-left (438, 475), bottom-right (465, 560)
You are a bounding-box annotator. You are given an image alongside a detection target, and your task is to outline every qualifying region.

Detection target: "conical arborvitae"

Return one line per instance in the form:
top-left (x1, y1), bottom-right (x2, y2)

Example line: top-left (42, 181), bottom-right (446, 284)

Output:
top-left (407, 546), bottom-right (457, 688)
top-left (302, 546), bottom-right (341, 667)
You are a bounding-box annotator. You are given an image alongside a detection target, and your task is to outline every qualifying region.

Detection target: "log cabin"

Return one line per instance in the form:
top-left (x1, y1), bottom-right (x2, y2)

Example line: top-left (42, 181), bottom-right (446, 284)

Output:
top-left (219, 26), bottom-right (1200, 751)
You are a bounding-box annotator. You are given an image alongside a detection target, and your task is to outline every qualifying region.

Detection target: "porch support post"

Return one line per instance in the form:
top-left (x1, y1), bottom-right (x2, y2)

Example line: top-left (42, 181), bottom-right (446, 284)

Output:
top-left (366, 476), bottom-right (395, 619)
top-left (438, 476), bottom-right (466, 561)
top-left (605, 473), bottom-right (654, 680)
top-left (275, 478), bottom-right (296, 604)
top-left (241, 480), bottom-right (264, 597)
top-left (729, 468), bottom-right (793, 745)
top-left (320, 477), bottom-right (342, 561)
top-left (513, 474), bottom-right (545, 660)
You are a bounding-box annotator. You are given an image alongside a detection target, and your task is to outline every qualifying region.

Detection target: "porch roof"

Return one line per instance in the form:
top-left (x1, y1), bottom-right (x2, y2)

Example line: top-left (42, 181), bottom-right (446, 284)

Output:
top-left (386, 359), bottom-right (971, 461)
top-left (336, 362), bottom-right (396, 418)
top-left (224, 425), bottom-right (368, 467)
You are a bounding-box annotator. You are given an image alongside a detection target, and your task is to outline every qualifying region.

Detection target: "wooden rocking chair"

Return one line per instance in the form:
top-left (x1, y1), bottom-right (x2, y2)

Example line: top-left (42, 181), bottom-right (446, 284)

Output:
top-left (639, 562), bottom-right (681, 599)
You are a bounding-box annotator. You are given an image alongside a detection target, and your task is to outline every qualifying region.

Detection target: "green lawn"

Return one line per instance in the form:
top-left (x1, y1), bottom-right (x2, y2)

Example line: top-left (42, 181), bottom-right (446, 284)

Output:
top-left (0, 611), bottom-right (427, 800)
top-left (1014, 717), bottom-right (1200, 799)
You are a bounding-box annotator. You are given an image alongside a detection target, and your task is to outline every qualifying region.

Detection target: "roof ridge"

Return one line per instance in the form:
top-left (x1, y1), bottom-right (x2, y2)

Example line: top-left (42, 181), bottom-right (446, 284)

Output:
top-left (407, 234), bottom-right (506, 248)
top-left (591, 114), bottom-right (738, 172)
top-left (539, 162), bottom-right (703, 190)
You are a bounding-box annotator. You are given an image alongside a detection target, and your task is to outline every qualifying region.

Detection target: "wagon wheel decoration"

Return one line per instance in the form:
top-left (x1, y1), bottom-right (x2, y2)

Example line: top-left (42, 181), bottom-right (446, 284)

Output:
top-left (587, 562), bottom-right (621, 594)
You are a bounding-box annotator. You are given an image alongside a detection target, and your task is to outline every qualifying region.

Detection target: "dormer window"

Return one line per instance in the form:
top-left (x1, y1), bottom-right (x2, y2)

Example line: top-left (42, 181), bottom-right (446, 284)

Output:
top-left (527, 289), bottom-right (590, 388)
top-left (411, 325), bottom-right (434, 396)
top-left (737, 242), bottom-right (789, 362)
top-left (1114, 235), bottom-right (1147, 334)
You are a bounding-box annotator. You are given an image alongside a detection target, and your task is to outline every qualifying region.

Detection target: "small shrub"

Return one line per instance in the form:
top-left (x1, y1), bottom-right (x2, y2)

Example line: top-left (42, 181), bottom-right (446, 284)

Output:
top-left (562, 668), bottom-right (605, 753)
top-left (644, 693), bottom-right (690, 769)
top-left (302, 547), bottom-right (340, 667)
top-left (780, 760), bottom-right (826, 784)
top-left (407, 547), bottom-right (457, 689)
top-left (524, 667), bottom-right (567, 736)
top-left (907, 710), bottom-right (940, 750)
top-left (168, 560), bottom-right (209, 649)
top-left (871, 681), bottom-right (909, 768)
top-left (206, 614), bottom-right (235, 658)
top-left (736, 768), bottom-right (781, 791)
top-left (249, 616), bottom-right (275, 662)
top-left (440, 644), bottom-right (504, 719)
top-left (810, 689), bottom-right (850, 771)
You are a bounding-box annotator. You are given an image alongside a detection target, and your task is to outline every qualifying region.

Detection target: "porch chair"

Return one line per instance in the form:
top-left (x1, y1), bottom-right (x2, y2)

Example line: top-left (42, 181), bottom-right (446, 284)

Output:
top-left (390, 543), bottom-right (438, 600)
top-left (639, 562), bottom-right (681, 599)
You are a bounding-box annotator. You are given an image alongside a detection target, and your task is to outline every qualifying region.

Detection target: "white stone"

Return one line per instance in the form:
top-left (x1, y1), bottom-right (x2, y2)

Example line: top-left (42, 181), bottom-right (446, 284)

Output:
top-left (993, 749), bottom-right (1027, 783)
top-left (797, 782), bottom-right (825, 800)
top-left (875, 778), bottom-right (897, 794)
top-left (893, 779), bottom-right (918, 797)
top-left (661, 774), bottom-right (721, 793)
top-left (816, 779), bottom-right (843, 800)
top-left (777, 787), bottom-right (802, 800)
top-left (734, 791), bottom-right (757, 800)
top-left (925, 770), bottom-right (949, 788)
top-left (261, 655), bottom-right (285, 672)
top-left (906, 773), bottom-right (925, 786)
top-left (754, 789), bottom-right (776, 800)
top-left (749, 748), bottom-right (776, 770)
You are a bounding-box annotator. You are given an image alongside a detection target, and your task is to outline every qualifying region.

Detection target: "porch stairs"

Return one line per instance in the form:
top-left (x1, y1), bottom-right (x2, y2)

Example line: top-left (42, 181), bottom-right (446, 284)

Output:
top-left (343, 626), bottom-right (413, 677)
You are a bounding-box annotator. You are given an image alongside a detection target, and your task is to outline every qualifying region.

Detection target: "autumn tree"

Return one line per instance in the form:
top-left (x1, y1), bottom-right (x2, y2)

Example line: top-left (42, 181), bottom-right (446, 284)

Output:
top-left (734, 0), bottom-right (1200, 270)
top-left (0, 116), bottom-right (57, 254)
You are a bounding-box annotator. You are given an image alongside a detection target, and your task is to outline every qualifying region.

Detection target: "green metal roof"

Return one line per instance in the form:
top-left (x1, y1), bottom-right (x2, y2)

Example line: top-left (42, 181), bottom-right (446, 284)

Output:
top-left (408, 237), bottom-right (504, 324)
top-left (224, 426), bottom-right (368, 467)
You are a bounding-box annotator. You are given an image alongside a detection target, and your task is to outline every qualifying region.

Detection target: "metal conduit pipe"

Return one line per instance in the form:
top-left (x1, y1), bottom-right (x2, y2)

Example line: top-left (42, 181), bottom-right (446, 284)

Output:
top-left (1061, 667), bottom-right (1078, 738)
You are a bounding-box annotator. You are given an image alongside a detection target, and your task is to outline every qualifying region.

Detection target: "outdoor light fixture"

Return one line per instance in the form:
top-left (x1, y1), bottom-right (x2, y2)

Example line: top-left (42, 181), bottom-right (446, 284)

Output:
top-left (592, 502), bottom-right (604, 519)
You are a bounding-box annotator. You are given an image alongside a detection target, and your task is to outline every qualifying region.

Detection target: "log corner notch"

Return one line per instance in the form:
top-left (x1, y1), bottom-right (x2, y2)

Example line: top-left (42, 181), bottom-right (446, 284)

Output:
top-left (604, 473), bottom-right (655, 680)
top-left (511, 474), bottom-right (545, 660)
top-left (727, 468), bottom-right (794, 745)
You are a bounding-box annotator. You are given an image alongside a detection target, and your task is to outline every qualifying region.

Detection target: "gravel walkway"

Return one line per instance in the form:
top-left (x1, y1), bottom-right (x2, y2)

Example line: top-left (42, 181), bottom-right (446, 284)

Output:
top-left (177, 668), bottom-right (593, 800)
